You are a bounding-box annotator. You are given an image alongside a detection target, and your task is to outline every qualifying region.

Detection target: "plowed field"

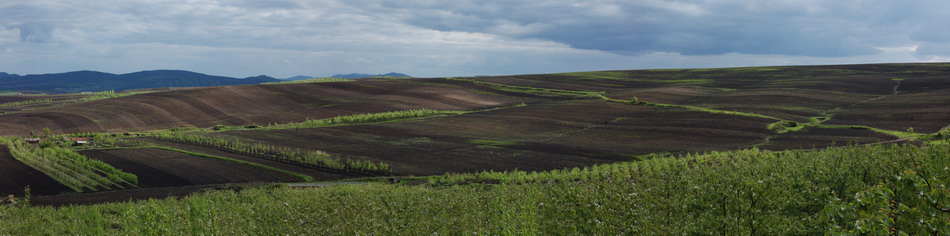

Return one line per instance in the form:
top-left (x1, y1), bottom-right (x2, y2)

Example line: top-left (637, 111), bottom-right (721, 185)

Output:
top-left (0, 80), bottom-right (525, 136)
top-left (0, 145), bottom-right (72, 196)
top-left (80, 148), bottom-right (302, 185)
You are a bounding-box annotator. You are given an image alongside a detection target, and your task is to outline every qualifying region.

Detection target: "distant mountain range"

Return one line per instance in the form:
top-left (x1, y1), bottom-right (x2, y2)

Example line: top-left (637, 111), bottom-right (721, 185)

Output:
top-left (280, 72), bottom-right (413, 80)
top-left (0, 70), bottom-right (280, 94)
top-left (0, 70), bottom-right (415, 94)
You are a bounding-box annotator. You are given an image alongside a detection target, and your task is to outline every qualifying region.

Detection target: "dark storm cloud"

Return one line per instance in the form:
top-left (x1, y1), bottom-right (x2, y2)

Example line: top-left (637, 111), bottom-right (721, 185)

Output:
top-left (0, 0), bottom-right (947, 77)
top-left (343, 0), bottom-right (926, 57)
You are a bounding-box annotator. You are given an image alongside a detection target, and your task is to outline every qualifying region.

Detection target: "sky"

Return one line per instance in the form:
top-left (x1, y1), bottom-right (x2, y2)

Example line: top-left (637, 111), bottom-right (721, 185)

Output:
top-left (1, 0), bottom-right (949, 78)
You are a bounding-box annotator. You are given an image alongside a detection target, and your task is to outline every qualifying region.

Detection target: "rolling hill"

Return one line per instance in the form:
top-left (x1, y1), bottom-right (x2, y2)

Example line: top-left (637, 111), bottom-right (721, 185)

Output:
top-left (1, 63), bottom-right (948, 234)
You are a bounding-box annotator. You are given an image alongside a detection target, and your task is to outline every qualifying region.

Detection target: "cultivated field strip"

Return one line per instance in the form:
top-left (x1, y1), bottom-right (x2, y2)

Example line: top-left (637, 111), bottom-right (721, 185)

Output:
top-left (0, 80), bottom-right (526, 136)
top-left (0, 138), bottom-right (137, 193)
top-left (0, 145), bottom-right (72, 196)
top-left (80, 148), bottom-right (302, 185)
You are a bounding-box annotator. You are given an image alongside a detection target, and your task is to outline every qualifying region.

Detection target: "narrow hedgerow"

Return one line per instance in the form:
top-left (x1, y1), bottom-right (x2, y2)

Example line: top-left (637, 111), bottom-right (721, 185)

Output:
top-left (76, 90), bottom-right (152, 103)
top-left (279, 109), bottom-right (467, 129)
top-left (149, 132), bottom-right (390, 174)
top-left (0, 98), bottom-right (54, 109)
top-left (261, 78), bottom-right (351, 84)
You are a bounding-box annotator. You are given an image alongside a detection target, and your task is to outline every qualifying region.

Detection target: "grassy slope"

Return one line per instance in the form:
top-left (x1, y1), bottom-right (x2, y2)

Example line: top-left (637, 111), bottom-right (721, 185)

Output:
top-left (1, 144), bottom-right (946, 234)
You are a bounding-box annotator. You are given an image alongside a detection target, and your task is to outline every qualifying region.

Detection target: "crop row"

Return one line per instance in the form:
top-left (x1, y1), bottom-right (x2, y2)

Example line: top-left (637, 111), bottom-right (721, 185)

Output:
top-left (149, 132), bottom-right (390, 174)
top-left (0, 98), bottom-right (54, 109)
top-left (76, 90), bottom-right (153, 103)
top-left (290, 109), bottom-right (466, 128)
top-left (261, 78), bottom-right (351, 84)
top-left (446, 77), bottom-right (602, 98)
top-left (0, 137), bottom-right (137, 192)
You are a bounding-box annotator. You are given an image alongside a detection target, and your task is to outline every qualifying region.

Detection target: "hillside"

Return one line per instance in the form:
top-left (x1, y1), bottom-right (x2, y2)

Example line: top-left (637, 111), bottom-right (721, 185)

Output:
top-left (0, 70), bottom-right (279, 94)
top-left (0, 79), bottom-right (519, 135)
top-left (0, 63), bottom-right (948, 234)
top-left (1, 63), bottom-right (949, 179)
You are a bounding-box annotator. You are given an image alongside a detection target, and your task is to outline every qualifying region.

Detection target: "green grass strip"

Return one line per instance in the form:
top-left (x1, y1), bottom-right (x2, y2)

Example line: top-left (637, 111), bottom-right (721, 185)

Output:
top-left (261, 78), bottom-right (352, 84)
top-left (201, 104), bottom-right (527, 132)
top-left (599, 95), bottom-right (780, 120)
top-left (0, 98), bottom-right (54, 109)
top-left (450, 77), bottom-right (780, 120)
top-left (767, 119), bottom-right (925, 139)
top-left (446, 77), bottom-right (603, 98)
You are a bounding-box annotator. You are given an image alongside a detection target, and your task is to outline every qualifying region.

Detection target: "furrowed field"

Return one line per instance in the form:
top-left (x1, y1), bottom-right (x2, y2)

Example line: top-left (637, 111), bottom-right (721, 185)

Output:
top-left (1, 64), bottom-right (950, 234)
top-left (1, 144), bottom-right (947, 234)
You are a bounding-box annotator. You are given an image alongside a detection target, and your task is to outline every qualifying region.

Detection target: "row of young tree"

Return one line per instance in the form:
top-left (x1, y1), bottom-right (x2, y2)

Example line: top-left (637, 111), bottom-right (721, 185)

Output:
top-left (0, 137), bottom-right (137, 192)
top-left (76, 90), bottom-right (153, 103)
top-left (150, 131), bottom-right (390, 174)
top-left (0, 98), bottom-right (54, 109)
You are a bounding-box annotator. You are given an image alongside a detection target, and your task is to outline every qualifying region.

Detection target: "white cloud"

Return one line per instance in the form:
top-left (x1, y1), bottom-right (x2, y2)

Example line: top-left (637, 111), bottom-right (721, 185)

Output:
top-left (0, 0), bottom-right (948, 78)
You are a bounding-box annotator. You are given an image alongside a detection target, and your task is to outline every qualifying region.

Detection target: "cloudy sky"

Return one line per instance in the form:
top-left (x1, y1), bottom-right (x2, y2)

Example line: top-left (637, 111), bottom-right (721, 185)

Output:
top-left (1, 0), bottom-right (948, 78)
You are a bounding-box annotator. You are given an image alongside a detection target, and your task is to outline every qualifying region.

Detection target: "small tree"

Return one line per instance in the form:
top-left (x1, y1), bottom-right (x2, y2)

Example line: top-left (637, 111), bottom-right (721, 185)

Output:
top-left (42, 127), bottom-right (52, 137)
top-left (630, 96), bottom-right (640, 104)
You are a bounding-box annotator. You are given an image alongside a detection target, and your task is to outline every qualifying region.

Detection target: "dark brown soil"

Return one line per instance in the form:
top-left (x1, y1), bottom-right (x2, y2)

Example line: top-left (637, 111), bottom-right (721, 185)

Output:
top-left (825, 88), bottom-right (950, 133)
top-left (0, 80), bottom-right (526, 136)
top-left (135, 138), bottom-right (352, 180)
top-left (80, 149), bottom-right (192, 188)
top-left (761, 127), bottom-right (899, 150)
top-left (0, 145), bottom-right (73, 196)
top-left (205, 100), bottom-right (777, 175)
top-left (80, 148), bottom-right (302, 185)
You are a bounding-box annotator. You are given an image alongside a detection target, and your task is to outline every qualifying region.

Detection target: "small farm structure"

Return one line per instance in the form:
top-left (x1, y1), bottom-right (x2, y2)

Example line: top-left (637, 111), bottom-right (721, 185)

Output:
top-left (70, 137), bottom-right (92, 146)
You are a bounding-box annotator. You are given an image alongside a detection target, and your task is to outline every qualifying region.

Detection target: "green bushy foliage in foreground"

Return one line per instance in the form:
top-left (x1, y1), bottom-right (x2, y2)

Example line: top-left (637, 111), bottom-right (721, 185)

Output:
top-left (1, 144), bottom-right (946, 234)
